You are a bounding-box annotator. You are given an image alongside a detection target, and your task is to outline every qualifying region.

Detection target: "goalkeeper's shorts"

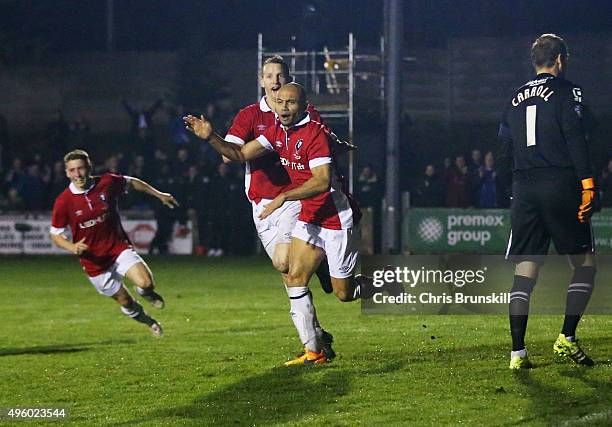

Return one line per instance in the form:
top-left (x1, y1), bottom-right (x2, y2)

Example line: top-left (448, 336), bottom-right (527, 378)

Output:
top-left (505, 168), bottom-right (594, 262)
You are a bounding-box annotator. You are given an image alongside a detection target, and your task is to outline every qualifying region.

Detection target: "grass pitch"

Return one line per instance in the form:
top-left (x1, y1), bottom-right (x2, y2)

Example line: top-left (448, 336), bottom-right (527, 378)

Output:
top-left (0, 256), bottom-right (610, 426)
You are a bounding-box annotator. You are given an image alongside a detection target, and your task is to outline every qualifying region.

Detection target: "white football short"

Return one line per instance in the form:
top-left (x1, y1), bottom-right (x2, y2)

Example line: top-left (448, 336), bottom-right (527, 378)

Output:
top-left (87, 248), bottom-right (144, 296)
top-left (252, 198), bottom-right (301, 259)
top-left (292, 220), bottom-right (359, 279)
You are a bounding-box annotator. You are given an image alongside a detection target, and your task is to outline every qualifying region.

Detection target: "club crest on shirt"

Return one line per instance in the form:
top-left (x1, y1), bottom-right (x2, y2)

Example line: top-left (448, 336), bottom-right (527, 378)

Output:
top-left (295, 139), bottom-right (303, 151)
top-left (275, 140), bottom-right (283, 148)
top-left (75, 210), bottom-right (83, 216)
top-left (257, 124), bottom-right (267, 131)
top-left (99, 193), bottom-right (108, 206)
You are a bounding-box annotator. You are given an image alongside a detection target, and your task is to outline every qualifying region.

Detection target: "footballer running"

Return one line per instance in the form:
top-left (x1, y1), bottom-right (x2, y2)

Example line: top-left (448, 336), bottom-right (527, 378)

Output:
top-left (185, 83), bottom-right (379, 365)
top-left (50, 150), bottom-right (179, 337)
top-left (213, 56), bottom-right (351, 361)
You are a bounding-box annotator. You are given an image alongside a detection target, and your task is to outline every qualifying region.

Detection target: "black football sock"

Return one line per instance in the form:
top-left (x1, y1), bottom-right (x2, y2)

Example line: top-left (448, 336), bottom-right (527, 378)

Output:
top-left (509, 275), bottom-right (536, 351)
top-left (136, 286), bottom-right (156, 296)
top-left (562, 266), bottom-right (596, 338)
top-left (351, 275), bottom-right (376, 300)
top-left (121, 301), bottom-right (156, 326)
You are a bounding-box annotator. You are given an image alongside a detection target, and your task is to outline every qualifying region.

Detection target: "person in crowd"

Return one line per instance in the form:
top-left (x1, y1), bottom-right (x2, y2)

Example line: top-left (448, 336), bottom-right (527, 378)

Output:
top-left (181, 164), bottom-right (212, 254)
top-left (469, 149), bottom-right (482, 174)
top-left (414, 164), bottom-right (445, 207)
top-left (20, 163), bottom-right (46, 210)
top-left (475, 152), bottom-right (498, 208)
top-left (356, 164), bottom-right (380, 209)
top-left (1, 188), bottom-right (26, 212)
top-left (445, 155), bottom-right (472, 208)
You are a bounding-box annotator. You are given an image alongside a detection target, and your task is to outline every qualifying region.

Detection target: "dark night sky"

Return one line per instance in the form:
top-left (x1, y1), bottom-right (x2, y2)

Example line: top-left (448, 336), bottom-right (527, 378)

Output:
top-left (1, 0), bottom-right (611, 57)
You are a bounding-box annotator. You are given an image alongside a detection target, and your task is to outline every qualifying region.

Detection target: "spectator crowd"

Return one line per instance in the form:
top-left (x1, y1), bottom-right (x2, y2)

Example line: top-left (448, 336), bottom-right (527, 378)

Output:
top-left (2, 103), bottom-right (611, 255)
top-left (410, 149), bottom-right (508, 209)
top-left (360, 148), bottom-right (612, 210)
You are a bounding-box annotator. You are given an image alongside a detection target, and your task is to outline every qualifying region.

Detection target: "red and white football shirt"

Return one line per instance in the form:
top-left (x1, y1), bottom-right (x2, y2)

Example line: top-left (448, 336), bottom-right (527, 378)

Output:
top-left (225, 96), bottom-right (323, 203)
top-left (50, 174), bottom-right (132, 276)
top-left (256, 114), bottom-right (354, 230)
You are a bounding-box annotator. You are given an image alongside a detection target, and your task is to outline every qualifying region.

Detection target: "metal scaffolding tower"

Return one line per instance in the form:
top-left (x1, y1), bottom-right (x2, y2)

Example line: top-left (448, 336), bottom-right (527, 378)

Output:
top-left (257, 33), bottom-right (385, 193)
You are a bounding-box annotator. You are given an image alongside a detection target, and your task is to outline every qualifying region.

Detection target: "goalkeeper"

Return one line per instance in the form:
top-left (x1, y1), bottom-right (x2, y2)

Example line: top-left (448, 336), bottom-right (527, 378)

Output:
top-left (497, 34), bottom-right (600, 369)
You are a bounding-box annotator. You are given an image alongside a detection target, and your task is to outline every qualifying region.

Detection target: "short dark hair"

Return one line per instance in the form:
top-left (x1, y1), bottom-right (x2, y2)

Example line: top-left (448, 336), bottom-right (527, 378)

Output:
top-left (262, 55), bottom-right (290, 77)
top-left (531, 33), bottom-right (568, 68)
top-left (64, 149), bottom-right (92, 167)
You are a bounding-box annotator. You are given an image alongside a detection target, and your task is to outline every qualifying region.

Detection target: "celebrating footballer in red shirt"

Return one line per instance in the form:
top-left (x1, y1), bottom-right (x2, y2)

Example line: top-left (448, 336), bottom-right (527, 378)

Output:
top-left (185, 83), bottom-right (378, 366)
top-left (50, 150), bottom-right (179, 337)
top-left (223, 56), bottom-right (349, 296)
top-left (207, 56), bottom-right (350, 362)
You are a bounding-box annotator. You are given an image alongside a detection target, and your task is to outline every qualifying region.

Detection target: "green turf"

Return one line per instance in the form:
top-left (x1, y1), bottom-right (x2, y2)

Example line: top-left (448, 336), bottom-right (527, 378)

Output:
top-left (0, 256), bottom-right (610, 426)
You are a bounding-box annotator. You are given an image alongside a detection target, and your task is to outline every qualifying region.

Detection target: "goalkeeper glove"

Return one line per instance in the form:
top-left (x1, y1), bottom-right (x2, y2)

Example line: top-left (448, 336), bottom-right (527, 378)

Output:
top-left (578, 178), bottom-right (600, 223)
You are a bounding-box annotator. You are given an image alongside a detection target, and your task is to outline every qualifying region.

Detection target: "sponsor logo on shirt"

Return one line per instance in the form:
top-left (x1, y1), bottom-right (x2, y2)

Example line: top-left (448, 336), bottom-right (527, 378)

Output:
top-left (280, 157), bottom-right (305, 170)
top-left (526, 77), bottom-right (553, 86)
top-left (79, 213), bottom-right (108, 229)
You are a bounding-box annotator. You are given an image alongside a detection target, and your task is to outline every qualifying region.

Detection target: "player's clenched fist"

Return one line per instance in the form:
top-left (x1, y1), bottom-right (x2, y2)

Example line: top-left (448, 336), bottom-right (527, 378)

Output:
top-left (183, 115), bottom-right (213, 140)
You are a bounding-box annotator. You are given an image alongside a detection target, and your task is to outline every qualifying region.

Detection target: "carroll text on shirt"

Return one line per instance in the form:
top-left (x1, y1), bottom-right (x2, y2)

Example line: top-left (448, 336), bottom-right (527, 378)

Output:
top-left (512, 86), bottom-right (554, 106)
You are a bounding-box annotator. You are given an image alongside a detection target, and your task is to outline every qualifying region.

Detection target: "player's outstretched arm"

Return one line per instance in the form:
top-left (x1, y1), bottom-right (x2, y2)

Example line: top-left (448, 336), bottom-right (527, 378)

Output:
top-left (129, 178), bottom-right (179, 209)
top-left (329, 132), bottom-right (357, 154)
top-left (183, 114), bottom-right (267, 162)
top-left (50, 234), bottom-right (88, 256)
top-left (259, 164), bottom-right (331, 219)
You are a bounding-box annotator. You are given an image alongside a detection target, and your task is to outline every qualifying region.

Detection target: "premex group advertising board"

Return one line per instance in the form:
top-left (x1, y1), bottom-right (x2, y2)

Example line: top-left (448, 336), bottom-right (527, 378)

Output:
top-left (404, 208), bottom-right (612, 254)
